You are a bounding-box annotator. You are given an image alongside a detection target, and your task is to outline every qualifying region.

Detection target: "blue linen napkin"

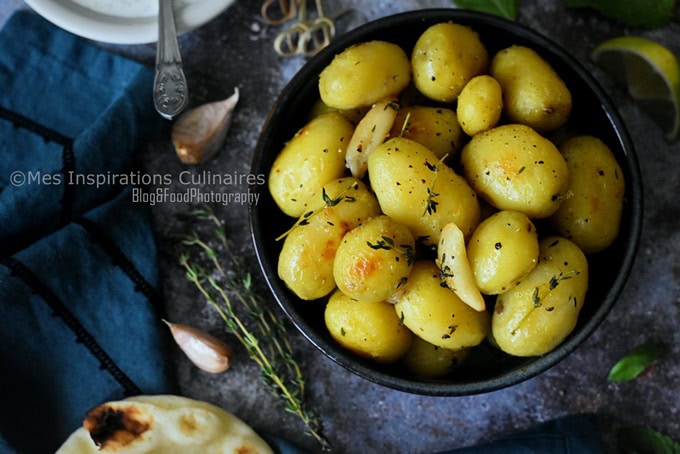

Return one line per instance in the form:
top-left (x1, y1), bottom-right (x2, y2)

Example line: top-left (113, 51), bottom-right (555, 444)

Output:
top-left (264, 414), bottom-right (603, 454)
top-left (438, 414), bottom-right (604, 454)
top-left (0, 10), bottom-right (177, 453)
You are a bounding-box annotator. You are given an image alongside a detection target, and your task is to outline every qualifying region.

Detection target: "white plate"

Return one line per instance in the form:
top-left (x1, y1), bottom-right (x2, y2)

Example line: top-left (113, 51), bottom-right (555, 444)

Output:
top-left (24, 0), bottom-right (235, 44)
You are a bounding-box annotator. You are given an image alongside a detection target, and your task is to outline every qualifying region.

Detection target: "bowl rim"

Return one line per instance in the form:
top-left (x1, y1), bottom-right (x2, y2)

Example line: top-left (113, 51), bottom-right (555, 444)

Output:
top-left (249, 8), bottom-right (643, 396)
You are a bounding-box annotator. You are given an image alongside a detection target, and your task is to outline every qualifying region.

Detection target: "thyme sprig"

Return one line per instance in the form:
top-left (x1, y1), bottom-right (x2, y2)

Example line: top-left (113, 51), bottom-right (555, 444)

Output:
top-left (422, 154), bottom-right (449, 216)
top-left (366, 235), bottom-right (415, 265)
top-left (175, 206), bottom-right (331, 451)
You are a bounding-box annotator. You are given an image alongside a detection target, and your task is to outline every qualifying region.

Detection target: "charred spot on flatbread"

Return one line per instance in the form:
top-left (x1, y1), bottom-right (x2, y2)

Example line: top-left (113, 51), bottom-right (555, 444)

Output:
top-left (57, 395), bottom-right (273, 454)
top-left (83, 404), bottom-right (152, 450)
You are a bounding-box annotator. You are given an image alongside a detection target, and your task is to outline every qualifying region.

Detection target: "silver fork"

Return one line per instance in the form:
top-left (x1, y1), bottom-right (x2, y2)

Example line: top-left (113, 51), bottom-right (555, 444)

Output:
top-left (153, 0), bottom-right (189, 120)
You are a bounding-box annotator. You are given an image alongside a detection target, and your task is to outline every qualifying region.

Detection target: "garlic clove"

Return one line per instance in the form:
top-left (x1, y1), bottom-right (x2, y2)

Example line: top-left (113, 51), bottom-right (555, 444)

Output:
top-left (171, 87), bottom-right (240, 165)
top-left (162, 319), bottom-right (233, 373)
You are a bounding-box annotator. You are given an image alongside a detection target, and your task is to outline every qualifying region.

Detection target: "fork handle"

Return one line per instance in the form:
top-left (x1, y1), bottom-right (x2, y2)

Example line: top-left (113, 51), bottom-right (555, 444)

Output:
top-left (153, 0), bottom-right (189, 120)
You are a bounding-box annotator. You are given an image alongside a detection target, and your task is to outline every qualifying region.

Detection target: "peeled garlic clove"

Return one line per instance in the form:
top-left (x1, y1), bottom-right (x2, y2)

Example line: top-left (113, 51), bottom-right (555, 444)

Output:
top-left (436, 223), bottom-right (486, 312)
top-left (172, 87), bottom-right (240, 164)
top-left (345, 97), bottom-right (399, 178)
top-left (163, 319), bottom-right (233, 373)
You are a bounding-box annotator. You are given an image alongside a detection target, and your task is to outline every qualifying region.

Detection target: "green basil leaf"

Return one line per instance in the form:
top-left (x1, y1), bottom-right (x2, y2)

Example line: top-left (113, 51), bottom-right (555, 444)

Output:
top-left (564, 0), bottom-right (676, 28)
top-left (617, 426), bottom-right (680, 454)
top-left (452, 0), bottom-right (520, 20)
top-left (608, 343), bottom-right (665, 382)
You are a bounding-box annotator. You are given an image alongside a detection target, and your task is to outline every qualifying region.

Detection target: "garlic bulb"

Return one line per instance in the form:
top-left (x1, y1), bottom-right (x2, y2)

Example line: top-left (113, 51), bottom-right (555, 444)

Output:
top-left (171, 87), bottom-right (240, 164)
top-left (163, 320), bottom-right (233, 373)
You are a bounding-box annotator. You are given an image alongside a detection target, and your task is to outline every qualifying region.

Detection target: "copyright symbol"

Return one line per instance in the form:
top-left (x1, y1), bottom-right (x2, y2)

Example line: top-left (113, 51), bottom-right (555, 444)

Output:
top-left (10, 171), bottom-right (25, 186)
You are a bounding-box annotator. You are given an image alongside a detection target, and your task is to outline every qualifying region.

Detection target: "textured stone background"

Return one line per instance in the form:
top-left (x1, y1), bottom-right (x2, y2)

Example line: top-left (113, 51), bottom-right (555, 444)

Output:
top-left (2, 0), bottom-right (679, 452)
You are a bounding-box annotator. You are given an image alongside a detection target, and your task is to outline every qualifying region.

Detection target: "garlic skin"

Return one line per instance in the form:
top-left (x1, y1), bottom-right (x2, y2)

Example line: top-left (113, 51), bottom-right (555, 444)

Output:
top-left (172, 87), bottom-right (240, 164)
top-left (163, 320), bottom-right (233, 373)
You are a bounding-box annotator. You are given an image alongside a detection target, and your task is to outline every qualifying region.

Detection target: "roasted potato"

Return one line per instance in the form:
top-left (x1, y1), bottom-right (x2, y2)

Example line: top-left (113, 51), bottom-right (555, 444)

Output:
top-left (467, 210), bottom-right (539, 295)
top-left (551, 136), bottom-right (625, 254)
top-left (457, 75), bottom-right (503, 136)
top-left (461, 124), bottom-right (569, 218)
top-left (325, 289), bottom-right (413, 364)
top-left (319, 40), bottom-right (411, 110)
top-left (394, 261), bottom-right (490, 350)
top-left (491, 236), bottom-right (588, 357)
top-left (333, 215), bottom-right (415, 303)
top-left (368, 137), bottom-right (480, 245)
top-left (490, 45), bottom-right (572, 133)
top-left (268, 112), bottom-right (354, 217)
top-left (411, 23), bottom-right (488, 102)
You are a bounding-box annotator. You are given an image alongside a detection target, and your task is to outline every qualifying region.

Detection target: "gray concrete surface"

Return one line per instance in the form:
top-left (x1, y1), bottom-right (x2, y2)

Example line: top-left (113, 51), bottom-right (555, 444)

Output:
top-left (2, 0), bottom-right (679, 453)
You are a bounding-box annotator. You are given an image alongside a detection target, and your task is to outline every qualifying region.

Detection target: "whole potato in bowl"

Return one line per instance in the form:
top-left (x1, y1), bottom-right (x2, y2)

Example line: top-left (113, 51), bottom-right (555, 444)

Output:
top-left (467, 210), bottom-right (539, 295)
top-left (325, 289), bottom-right (413, 364)
top-left (490, 45), bottom-right (572, 133)
top-left (319, 40), bottom-right (411, 110)
top-left (368, 137), bottom-right (481, 245)
top-left (492, 236), bottom-right (589, 357)
top-left (268, 112), bottom-right (355, 218)
top-left (250, 9), bottom-right (642, 396)
top-left (551, 135), bottom-right (625, 254)
top-left (461, 124), bottom-right (569, 218)
top-left (457, 74), bottom-right (503, 136)
top-left (333, 215), bottom-right (415, 303)
top-left (411, 22), bottom-right (489, 103)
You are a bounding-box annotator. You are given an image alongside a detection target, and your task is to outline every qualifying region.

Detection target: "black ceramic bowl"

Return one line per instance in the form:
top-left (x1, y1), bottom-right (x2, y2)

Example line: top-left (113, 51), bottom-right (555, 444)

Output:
top-left (250, 9), bottom-right (642, 395)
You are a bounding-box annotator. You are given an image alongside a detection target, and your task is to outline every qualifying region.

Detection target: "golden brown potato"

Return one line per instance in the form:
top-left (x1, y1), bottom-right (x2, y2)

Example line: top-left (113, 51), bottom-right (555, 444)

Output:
top-left (268, 112), bottom-right (354, 218)
top-left (319, 40), bottom-right (411, 110)
top-left (551, 136), bottom-right (625, 254)
top-left (333, 215), bottom-right (415, 303)
top-left (460, 124), bottom-right (569, 218)
top-left (393, 261), bottom-right (490, 350)
top-left (467, 210), bottom-right (539, 295)
top-left (491, 236), bottom-right (588, 357)
top-left (457, 75), bottom-right (503, 136)
top-left (325, 289), bottom-right (413, 364)
top-left (389, 105), bottom-right (463, 159)
top-left (277, 178), bottom-right (381, 300)
top-left (490, 45), bottom-right (572, 133)
top-left (368, 137), bottom-right (480, 245)
top-left (411, 23), bottom-right (488, 102)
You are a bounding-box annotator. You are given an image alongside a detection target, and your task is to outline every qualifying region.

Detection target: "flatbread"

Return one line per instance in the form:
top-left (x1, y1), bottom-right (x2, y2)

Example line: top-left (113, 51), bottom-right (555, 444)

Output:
top-left (56, 395), bottom-right (273, 454)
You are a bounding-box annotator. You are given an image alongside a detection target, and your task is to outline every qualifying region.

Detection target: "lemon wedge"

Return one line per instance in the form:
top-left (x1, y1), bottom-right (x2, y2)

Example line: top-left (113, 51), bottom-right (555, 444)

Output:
top-left (592, 36), bottom-right (680, 142)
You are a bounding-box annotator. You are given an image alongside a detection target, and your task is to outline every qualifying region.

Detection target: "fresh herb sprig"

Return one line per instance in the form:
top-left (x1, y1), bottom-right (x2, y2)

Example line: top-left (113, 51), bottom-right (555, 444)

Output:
top-left (422, 154), bottom-right (448, 217)
top-left (366, 235), bottom-right (415, 266)
top-left (175, 206), bottom-right (331, 451)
